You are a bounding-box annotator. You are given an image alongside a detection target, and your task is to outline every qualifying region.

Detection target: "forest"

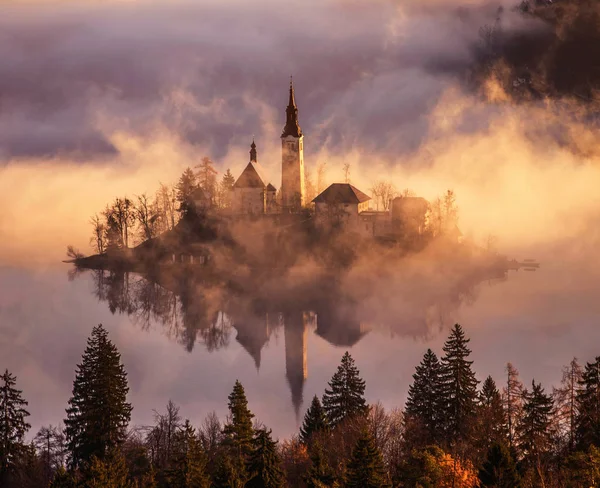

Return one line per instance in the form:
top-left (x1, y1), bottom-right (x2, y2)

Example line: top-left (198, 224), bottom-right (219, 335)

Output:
top-left (1, 322), bottom-right (599, 488)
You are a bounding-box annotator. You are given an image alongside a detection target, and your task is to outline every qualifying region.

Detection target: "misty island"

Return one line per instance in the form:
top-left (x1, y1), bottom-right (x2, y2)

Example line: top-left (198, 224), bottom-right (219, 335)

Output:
top-left (69, 80), bottom-right (539, 322)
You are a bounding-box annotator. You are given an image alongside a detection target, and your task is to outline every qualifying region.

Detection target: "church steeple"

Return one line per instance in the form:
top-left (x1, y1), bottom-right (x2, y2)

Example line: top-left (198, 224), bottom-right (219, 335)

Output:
top-left (281, 77), bottom-right (302, 138)
top-left (250, 139), bottom-right (257, 162)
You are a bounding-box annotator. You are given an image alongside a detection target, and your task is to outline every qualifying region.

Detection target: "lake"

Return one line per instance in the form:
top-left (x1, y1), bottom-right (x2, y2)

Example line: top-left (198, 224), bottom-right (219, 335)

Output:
top-left (1, 245), bottom-right (599, 440)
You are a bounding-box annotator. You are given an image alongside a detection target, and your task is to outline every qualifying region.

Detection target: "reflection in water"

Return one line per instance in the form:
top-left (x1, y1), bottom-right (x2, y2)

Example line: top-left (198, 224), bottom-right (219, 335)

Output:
top-left (83, 264), bottom-right (512, 414)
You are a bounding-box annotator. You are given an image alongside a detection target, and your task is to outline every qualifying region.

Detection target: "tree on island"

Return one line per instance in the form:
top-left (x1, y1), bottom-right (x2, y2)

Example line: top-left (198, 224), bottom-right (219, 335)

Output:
top-left (219, 169), bottom-right (236, 209)
top-left (196, 157), bottom-right (218, 206)
top-left (176, 168), bottom-right (198, 217)
top-left (575, 356), bottom-right (600, 451)
top-left (300, 396), bottom-right (329, 445)
top-left (65, 324), bottom-right (132, 471)
top-left (322, 352), bottom-right (368, 428)
top-left (0, 370), bottom-right (31, 484)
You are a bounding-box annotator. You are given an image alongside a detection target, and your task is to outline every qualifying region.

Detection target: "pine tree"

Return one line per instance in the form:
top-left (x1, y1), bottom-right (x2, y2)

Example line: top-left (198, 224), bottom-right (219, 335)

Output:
top-left (478, 442), bottom-right (520, 488)
top-left (476, 376), bottom-right (508, 453)
top-left (304, 442), bottom-right (337, 488)
top-left (517, 380), bottom-right (553, 471)
top-left (212, 450), bottom-right (244, 488)
top-left (87, 448), bottom-right (133, 488)
top-left (166, 420), bottom-right (211, 488)
top-left (65, 324), bottom-right (132, 470)
top-left (502, 363), bottom-right (524, 450)
top-left (176, 168), bottom-right (198, 216)
top-left (300, 396), bottom-right (330, 444)
top-left (575, 356), bottom-right (600, 450)
top-left (0, 369), bottom-right (31, 483)
top-left (344, 429), bottom-right (390, 488)
top-left (219, 169), bottom-right (236, 209)
top-left (246, 428), bottom-right (285, 488)
top-left (49, 466), bottom-right (77, 488)
top-left (222, 380), bottom-right (255, 457)
top-left (439, 324), bottom-right (479, 446)
top-left (322, 352), bottom-right (368, 428)
top-left (404, 349), bottom-right (443, 447)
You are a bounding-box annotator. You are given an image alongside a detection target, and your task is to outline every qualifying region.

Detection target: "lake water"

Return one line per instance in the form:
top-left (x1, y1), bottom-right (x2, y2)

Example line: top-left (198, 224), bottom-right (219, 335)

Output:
top-left (1, 246), bottom-right (599, 440)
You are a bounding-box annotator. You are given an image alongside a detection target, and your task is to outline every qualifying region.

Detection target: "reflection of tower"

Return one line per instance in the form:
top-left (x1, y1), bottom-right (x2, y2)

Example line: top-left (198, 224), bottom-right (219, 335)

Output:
top-left (283, 311), bottom-right (310, 421)
top-left (233, 313), bottom-right (271, 370)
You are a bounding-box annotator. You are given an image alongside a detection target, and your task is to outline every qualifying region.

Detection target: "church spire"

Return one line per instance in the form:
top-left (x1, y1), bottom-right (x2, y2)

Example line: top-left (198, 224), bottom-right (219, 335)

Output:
top-left (281, 77), bottom-right (302, 138)
top-left (250, 139), bottom-right (257, 162)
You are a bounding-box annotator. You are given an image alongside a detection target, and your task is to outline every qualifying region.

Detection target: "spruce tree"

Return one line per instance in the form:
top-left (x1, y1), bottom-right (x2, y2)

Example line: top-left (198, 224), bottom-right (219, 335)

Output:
top-left (222, 380), bottom-right (255, 457)
top-left (478, 442), bottom-right (520, 488)
top-left (476, 376), bottom-right (508, 452)
top-left (49, 466), bottom-right (77, 488)
top-left (404, 349), bottom-right (443, 446)
top-left (65, 324), bottom-right (132, 469)
top-left (212, 451), bottom-right (244, 488)
top-left (344, 429), bottom-right (390, 488)
top-left (575, 356), bottom-right (600, 450)
top-left (517, 380), bottom-right (553, 470)
top-left (304, 442), bottom-right (337, 488)
top-left (322, 352), bottom-right (368, 427)
top-left (86, 448), bottom-right (133, 488)
top-left (439, 324), bottom-right (479, 446)
top-left (300, 396), bottom-right (330, 444)
top-left (167, 420), bottom-right (210, 488)
top-left (246, 428), bottom-right (285, 488)
top-left (0, 369), bottom-right (31, 482)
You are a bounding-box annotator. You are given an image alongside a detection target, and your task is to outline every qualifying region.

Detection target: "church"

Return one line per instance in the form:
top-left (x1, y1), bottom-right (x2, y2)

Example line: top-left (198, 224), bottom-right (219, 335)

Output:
top-left (230, 79), bottom-right (307, 215)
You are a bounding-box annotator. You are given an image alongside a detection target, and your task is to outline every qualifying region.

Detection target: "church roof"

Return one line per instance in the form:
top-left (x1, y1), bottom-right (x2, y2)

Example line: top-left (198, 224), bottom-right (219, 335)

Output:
top-left (312, 183), bottom-right (371, 205)
top-left (233, 162), bottom-right (269, 189)
top-left (266, 183), bottom-right (277, 192)
top-left (281, 78), bottom-right (303, 138)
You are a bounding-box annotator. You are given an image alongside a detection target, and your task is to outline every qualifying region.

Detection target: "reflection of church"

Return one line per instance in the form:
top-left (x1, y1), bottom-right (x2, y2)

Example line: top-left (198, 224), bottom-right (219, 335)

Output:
top-left (231, 308), bottom-right (368, 418)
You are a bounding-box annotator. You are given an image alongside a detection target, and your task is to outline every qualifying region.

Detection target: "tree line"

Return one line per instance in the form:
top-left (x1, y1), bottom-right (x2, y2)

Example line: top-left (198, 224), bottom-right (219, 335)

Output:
top-left (87, 158), bottom-right (235, 254)
top-left (4, 323), bottom-right (600, 486)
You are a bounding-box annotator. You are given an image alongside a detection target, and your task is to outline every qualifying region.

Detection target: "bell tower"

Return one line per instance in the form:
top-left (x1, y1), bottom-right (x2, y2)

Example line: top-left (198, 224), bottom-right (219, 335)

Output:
top-left (281, 78), bottom-right (305, 211)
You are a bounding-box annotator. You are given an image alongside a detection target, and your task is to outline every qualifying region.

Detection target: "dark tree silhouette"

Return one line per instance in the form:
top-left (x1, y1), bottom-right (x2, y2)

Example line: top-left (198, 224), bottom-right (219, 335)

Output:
top-left (299, 396), bottom-right (329, 445)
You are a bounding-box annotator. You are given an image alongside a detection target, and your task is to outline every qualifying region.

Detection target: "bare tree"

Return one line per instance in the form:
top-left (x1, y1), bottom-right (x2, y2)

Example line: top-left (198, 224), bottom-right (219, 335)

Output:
top-left (33, 425), bottom-right (66, 485)
top-left (157, 183), bottom-right (178, 231)
top-left (135, 193), bottom-right (160, 242)
top-left (553, 358), bottom-right (583, 452)
top-left (89, 214), bottom-right (106, 254)
top-left (502, 362), bottom-right (525, 449)
top-left (196, 157), bottom-right (218, 205)
top-left (343, 163), bottom-right (351, 184)
top-left (370, 181), bottom-right (397, 211)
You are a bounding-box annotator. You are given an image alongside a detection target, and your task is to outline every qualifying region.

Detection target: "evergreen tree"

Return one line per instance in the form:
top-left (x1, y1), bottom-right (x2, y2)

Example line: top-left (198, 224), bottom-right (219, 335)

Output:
top-left (49, 466), bottom-right (77, 488)
top-left (439, 324), bottom-right (479, 446)
top-left (344, 429), bottom-right (390, 488)
top-left (65, 324), bottom-right (132, 469)
top-left (176, 168), bottom-right (198, 216)
top-left (322, 352), bottom-right (368, 428)
top-left (300, 396), bottom-right (329, 444)
top-left (304, 442), bottom-right (337, 488)
top-left (476, 376), bottom-right (508, 454)
top-left (517, 380), bottom-right (553, 472)
top-left (86, 448), bottom-right (133, 488)
top-left (0, 369), bottom-right (31, 483)
top-left (219, 169), bottom-right (236, 209)
top-left (478, 442), bottom-right (520, 488)
top-left (404, 349), bottom-right (443, 447)
top-left (212, 450), bottom-right (244, 488)
top-left (166, 420), bottom-right (210, 488)
top-left (222, 380), bottom-right (255, 457)
top-left (246, 428), bottom-right (285, 488)
top-left (575, 356), bottom-right (600, 450)
top-left (502, 363), bottom-right (524, 450)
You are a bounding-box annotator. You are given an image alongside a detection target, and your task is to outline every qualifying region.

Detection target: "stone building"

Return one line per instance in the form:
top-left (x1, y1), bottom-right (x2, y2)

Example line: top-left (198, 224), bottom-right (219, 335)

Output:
top-left (280, 79), bottom-right (306, 212)
top-left (231, 140), bottom-right (277, 215)
top-left (312, 183), bottom-right (371, 231)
